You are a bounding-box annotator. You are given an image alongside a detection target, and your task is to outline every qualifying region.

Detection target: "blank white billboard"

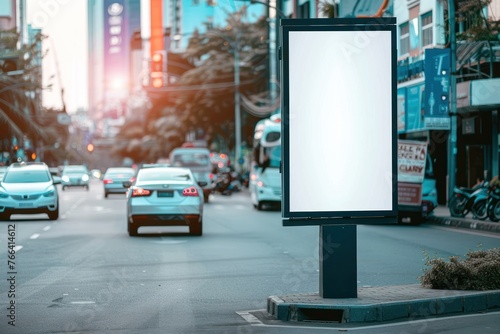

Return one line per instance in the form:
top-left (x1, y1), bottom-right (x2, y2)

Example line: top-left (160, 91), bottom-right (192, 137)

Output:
top-left (281, 19), bottom-right (397, 222)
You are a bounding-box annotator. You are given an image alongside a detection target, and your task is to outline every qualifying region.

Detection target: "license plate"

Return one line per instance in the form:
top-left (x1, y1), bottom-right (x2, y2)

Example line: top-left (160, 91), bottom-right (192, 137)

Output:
top-left (19, 203), bottom-right (34, 208)
top-left (157, 191), bottom-right (174, 198)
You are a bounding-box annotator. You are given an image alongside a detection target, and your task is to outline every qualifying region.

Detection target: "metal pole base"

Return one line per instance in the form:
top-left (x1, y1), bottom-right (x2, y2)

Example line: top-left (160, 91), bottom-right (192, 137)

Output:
top-left (319, 224), bottom-right (357, 298)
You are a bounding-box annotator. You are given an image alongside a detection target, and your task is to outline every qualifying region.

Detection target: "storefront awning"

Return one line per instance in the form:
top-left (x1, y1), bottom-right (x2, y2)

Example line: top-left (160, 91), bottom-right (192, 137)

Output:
top-left (456, 40), bottom-right (500, 73)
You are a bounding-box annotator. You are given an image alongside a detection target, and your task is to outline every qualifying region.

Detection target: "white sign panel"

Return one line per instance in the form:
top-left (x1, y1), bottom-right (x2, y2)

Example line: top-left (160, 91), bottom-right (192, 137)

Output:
top-left (281, 19), bottom-right (397, 223)
top-left (397, 140), bottom-right (427, 183)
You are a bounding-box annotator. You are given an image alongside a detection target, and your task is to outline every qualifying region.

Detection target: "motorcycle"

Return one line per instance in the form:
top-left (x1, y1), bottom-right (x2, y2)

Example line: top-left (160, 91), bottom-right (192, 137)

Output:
top-left (212, 168), bottom-right (234, 195)
top-left (448, 181), bottom-right (489, 220)
top-left (487, 183), bottom-right (500, 222)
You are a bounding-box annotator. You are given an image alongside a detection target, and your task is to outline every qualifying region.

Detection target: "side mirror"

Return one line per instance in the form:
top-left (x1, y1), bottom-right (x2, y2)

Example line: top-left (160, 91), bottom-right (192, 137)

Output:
top-left (198, 181), bottom-right (208, 187)
top-left (122, 181), bottom-right (132, 188)
top-left (52, 176), bottom-right (62, 184)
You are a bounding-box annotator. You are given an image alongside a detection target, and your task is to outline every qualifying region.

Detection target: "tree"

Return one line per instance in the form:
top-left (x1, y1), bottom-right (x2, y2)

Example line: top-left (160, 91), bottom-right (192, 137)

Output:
top-left (151, 6), bottom-right (269, 152)
top-left (454, 0), bottom-right (500, 41)
top-left (0, 29), bottom-right (72, 164)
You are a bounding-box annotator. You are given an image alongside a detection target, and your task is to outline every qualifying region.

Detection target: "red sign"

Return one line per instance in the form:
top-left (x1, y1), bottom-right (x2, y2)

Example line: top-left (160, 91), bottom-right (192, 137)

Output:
top-left (398, 182), bottom-right (422, 206)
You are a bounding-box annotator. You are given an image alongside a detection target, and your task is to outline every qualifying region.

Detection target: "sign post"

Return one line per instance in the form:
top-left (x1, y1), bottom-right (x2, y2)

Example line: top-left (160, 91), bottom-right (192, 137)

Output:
top-left (280, 18), bottom-right (397, 298)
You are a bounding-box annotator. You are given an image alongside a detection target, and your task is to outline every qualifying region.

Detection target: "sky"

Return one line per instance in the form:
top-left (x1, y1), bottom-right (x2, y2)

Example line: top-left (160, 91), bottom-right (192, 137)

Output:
top-left (24, 0), bottom-right (262, 114)
top-left (26, 0), bottom-right (88, 113)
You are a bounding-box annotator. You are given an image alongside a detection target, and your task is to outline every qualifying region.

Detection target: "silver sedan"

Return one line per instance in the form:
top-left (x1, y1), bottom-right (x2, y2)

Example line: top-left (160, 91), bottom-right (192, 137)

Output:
top-left (124, 166), bottom-right (206, 236)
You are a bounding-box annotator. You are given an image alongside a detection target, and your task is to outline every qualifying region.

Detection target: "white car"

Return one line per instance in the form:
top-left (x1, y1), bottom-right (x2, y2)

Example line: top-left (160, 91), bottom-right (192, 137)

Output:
top-left (102, 167), bottom-right (135, 198)
top-left (124, 166), bottom-right (206, 236)
top-left (0, 162), bottom-right (60, 221)
top-left (169, 147), bottom-right (213, 203)
top-left (61, 165), bottom-right (90, 190)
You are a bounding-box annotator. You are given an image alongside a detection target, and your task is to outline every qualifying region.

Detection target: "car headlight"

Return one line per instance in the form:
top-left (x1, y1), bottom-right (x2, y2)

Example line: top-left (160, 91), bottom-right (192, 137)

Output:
top-left (62, 175), bottom-right (70, 182)
top-left (0, 189), bottom-right (9, 198)
top-left (43, 188), bottom-right (56, 197)
top-left (82, 174), bottom-right (89, 181)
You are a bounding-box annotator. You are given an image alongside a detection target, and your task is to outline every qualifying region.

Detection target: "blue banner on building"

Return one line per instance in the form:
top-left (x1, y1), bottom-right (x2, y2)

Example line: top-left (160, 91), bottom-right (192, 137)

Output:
top-left (103, 0), bottom-right (128, 96)
top-left (424, 48), bottom-right (451, 129)
top-left (406, 83), bottom-right (425, 132)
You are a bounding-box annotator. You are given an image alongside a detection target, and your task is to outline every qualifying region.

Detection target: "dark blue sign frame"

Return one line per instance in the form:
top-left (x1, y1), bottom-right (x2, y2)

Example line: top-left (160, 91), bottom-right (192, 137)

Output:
top-left (280, 18), bottom-right (398, 226)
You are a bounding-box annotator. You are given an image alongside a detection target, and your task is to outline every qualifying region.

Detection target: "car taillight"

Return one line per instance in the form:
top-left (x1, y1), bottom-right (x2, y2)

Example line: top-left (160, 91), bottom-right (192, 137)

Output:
top-left (209, 173), bottom-right (215, 180)
top-left (131, 187), bottom-right (151, 197)
top-left (103, 178), bottom-right (113, 184)
top-left (129, 177), bottom-right (136, 183)
top-left (257, 180), bottom-right (264, 187)
top-left (182, 186), bottom-right (199, 197)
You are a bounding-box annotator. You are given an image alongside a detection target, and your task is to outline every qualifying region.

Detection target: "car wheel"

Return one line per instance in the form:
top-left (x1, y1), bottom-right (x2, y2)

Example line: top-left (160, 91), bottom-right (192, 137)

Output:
top-left (48, 208), bottom-right (59, 220)
top-left (0, 213), bottom-right (10, 221)
top-left (128, 225), bottom-right (138, 237)
top-left (191, 221), bottom-right (203, 236)
top-left (104, 192), bottom-right (108, 198)
top-left (62, 186), bottom-right (66, 191)
top-left (85, 185), bottom-right (89, 191)
top-left (257, 201), bottom-right (264, 211)
top-left (204, 193), bottom-right (209, 203)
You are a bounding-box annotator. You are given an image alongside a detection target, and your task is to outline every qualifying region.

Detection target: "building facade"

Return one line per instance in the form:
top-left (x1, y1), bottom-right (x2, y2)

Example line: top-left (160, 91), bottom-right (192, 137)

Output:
top-left (394, 0), bottom-right (500, 204)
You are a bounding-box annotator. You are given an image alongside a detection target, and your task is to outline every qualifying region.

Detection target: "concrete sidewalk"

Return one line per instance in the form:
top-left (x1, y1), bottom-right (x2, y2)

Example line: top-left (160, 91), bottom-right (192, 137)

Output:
top-left (266, 206), bottom-right (500, 324)
top-left (267, 285), bottom-right (500, 323)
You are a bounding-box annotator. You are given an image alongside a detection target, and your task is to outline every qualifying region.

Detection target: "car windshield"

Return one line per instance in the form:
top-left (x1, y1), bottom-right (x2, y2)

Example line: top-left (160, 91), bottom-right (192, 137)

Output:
top-left (63, 167), bottom-right (87, 174)
top-left (172, 153), bottom-right (210, 168)
top-left (3, 170), bottom-right (51, 183)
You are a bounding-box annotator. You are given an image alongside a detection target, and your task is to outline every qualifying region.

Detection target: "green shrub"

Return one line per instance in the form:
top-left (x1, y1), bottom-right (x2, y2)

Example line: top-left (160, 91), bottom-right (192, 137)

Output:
top-left (419, 247), bottom-right (500, 290)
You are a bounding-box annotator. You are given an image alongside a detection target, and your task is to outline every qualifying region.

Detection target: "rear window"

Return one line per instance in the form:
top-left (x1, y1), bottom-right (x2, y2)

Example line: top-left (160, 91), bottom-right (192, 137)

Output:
top-left (171, 152), bottom-right (211, 168)
top-left (105, 168), bottom-right (135, 177)
top-left (138, 168), bottom-right (193, 182)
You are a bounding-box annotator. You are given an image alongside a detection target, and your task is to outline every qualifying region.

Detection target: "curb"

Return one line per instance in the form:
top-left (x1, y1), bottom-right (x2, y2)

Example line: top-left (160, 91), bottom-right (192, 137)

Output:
top-left (267, 289), bottom-right (500, 323)
top-left (426, 215), bottom-right (500, 234)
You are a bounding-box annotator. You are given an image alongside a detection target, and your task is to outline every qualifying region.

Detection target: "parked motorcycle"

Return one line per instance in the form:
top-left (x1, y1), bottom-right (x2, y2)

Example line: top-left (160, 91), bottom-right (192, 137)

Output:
top-left (487, 183), bottom-right (500, 222)
top-left (448, 181), bottom-right (489, 219)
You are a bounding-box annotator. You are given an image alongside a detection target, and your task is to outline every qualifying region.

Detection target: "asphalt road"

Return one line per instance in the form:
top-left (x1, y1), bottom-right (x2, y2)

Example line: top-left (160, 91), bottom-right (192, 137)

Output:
top-left (0, 179), bottom-right (499, 333)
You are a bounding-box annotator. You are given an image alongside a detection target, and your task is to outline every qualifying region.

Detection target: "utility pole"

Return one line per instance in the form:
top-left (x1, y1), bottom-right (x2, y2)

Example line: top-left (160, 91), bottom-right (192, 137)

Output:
top-left (448, 0), bottom-right (457, 201)
top-left (234, 29), bottom-right (242, 173)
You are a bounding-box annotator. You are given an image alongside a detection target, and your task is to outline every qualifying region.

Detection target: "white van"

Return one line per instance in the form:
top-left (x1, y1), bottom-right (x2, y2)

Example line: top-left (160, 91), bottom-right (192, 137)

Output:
top-left (169, 147), bottom-right (213, 203)
top-left (250, 115), bottom-right (282, 210)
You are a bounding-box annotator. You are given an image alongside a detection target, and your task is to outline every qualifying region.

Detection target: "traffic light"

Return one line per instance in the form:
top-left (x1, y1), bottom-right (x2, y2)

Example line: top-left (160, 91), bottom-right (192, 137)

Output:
top-left (151, 52), bottom-right (163, 73)
top-left (151, 52), bottom-right (164, 88)
top-left (87, 143), bottom-right (95, 153)
top-left (151, 76), bottom-right (163, 88)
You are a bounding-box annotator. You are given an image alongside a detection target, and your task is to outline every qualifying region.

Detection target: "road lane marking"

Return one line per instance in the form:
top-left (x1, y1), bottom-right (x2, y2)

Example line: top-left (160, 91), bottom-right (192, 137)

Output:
top-left (236, 310), bottom-right (262, 324)
top-left (14, 245), bottom-right (23, 252)
top-left (43, 226), bottom-right (51, 231)
top-left (71, 301), bottom-right (96, 304)
top-left (30, 234), bottom-right (40, 239)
